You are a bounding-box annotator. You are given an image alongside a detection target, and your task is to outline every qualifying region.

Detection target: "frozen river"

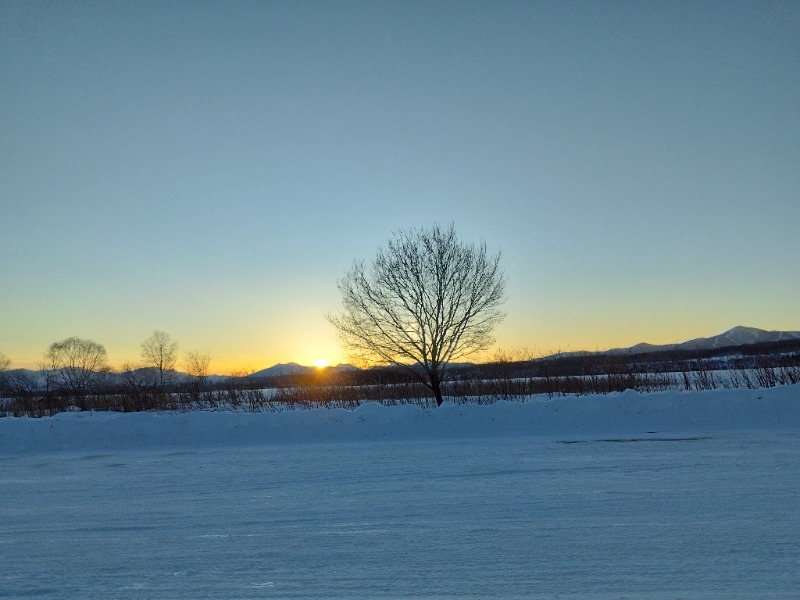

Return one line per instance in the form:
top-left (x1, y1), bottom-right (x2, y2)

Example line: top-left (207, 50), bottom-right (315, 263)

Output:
top-left (2, 430), bottom-right (798, 599)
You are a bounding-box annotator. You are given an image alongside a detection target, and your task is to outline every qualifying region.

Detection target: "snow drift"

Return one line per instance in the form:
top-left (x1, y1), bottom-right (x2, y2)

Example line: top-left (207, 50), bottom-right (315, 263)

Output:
top-left (1, 384), bottom-right (798, 454)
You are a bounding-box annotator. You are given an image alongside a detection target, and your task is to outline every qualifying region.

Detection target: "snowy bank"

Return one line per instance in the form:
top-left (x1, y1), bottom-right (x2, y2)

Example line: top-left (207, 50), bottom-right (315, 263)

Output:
top-left (1, 384), bottom-right (798, 454)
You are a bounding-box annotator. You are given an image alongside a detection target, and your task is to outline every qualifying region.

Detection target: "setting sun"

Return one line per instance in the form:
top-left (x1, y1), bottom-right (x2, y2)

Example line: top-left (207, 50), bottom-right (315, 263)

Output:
top-left (313, 358), bottom-right (330, 369)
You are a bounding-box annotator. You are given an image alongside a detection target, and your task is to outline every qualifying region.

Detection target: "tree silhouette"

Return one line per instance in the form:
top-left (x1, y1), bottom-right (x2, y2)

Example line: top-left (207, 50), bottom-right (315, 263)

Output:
top-left (141, 330), bottom-right (179, 387)
top-left (328, 223), bottom-right (506, 406)
top-left (45, 336), bottom-right (110, 398)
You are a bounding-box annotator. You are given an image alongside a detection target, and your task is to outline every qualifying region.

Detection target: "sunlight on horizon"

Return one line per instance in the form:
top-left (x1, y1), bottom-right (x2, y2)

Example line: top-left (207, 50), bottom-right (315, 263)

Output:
top-left (5, 321), bottom-right (800, 374)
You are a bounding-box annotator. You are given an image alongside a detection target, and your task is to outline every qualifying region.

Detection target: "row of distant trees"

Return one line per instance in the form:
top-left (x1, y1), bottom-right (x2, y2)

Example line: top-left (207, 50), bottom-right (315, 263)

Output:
top-left (0, 331), bottom-right (212, 399)
top-left (3, 335), bottom-right (799, 418)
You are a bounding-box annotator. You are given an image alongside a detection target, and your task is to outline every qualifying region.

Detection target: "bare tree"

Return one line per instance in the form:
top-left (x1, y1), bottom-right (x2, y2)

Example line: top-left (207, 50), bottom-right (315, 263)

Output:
top-left (184, 350), bottom-right (212, 381)
top-left (184, 350), bottom-right (212, 403)
top-left (0, 353), bottom-right (10, 403)
top-left (45, 336), bottom-right (110, 397)
top-left (141, 330), bottom-right (179, 387)
top-left (328, 223), bottom-right (506, 406)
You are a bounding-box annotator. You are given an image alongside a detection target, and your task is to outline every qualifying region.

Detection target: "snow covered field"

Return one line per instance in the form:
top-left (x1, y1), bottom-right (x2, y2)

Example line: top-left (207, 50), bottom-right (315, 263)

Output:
top-left (1, 385), bottom-right (799, 598)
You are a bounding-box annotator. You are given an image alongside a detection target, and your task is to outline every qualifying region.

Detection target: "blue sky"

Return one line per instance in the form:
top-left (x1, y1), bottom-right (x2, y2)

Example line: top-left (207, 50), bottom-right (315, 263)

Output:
top-left (2, 1), bottom-right (798, 372)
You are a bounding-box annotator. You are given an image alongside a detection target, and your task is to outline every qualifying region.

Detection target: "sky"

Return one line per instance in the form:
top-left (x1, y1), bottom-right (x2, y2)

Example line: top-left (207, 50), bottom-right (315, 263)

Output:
top-left (1, 0), bottom-right (798, 373)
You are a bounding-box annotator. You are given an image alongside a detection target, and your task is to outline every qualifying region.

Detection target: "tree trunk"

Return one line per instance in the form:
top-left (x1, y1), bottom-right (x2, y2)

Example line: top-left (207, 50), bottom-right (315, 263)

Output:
top-left (429, 369), bottom-right (444, 407)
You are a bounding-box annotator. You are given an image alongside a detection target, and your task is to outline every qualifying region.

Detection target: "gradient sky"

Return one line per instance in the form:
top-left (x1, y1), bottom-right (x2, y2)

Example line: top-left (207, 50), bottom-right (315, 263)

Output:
top-left (2, 1), bottom-right (798, 373)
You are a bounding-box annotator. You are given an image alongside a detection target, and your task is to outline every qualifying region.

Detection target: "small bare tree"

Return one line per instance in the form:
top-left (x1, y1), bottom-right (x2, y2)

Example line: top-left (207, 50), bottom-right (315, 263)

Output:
top-left (0, 352), bottom-right (10, 403)
top-left (141, 330), bottom-right (178, 387)
top-left (45, 336), bottom-right (110, 398)
top-left (184, 350), bottom-right (212, 404)
top-left (184, 350), bottom-right (212, 381)
top-left (328, 223), bottom-right (506, 406)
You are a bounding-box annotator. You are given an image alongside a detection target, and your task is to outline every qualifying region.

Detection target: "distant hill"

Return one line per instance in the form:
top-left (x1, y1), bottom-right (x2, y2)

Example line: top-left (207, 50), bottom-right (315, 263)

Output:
top-left (247, 363), bottom-right (313, 378)
top-left (247, 363), bottom-right (359, 378)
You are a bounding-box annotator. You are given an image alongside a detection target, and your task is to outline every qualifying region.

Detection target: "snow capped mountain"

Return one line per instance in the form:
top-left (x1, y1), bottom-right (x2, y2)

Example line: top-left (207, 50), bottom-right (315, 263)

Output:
top-left (623, 326), bottom-right (800, 354)
top-left (677, 326), bottom-right (800, 350)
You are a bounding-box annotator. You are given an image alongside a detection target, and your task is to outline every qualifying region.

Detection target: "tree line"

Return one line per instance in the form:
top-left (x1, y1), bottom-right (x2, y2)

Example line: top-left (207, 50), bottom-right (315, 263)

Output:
top-left (2, 336), bottom-right (799, 418)
top-left (0, 331), bottom-right (214, 414)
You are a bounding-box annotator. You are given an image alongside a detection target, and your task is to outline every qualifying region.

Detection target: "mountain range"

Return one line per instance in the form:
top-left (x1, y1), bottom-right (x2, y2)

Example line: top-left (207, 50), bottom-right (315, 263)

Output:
top-left (240, 327), bottom-right (800, 372)
top-left (4, 327), bottom-right (798, 383)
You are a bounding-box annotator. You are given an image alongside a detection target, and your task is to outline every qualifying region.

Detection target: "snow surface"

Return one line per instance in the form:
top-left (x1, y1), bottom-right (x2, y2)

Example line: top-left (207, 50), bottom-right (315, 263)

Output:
top-left (1, 385), bottom-right (799, 454)
top-left (1, 386), bottom-right (799, 598)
